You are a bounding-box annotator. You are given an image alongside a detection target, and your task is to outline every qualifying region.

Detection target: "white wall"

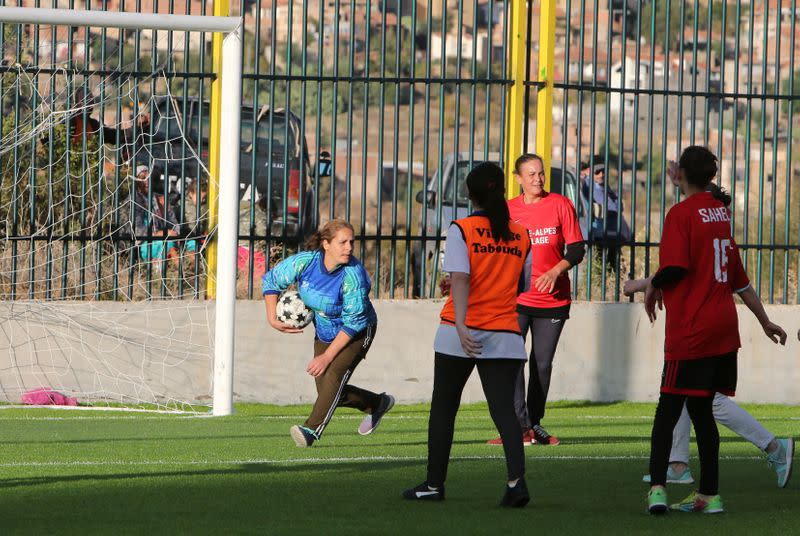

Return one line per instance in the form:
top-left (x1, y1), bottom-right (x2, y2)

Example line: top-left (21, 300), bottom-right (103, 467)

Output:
top-left (0, 300), bottom-right (797, 405)
top-left (233, 300), bottom-right (800, 405)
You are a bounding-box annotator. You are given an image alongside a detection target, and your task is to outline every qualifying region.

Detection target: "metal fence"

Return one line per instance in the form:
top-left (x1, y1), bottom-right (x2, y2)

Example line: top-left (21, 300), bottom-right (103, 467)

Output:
top-left (534, 0), bottom-right (800, 304)
top-left (242, 0), bottom-right (510, 299)
top-left (0, 0), bottom-right (798, 303)
top-left (0, 0), bottom-right (217, 301)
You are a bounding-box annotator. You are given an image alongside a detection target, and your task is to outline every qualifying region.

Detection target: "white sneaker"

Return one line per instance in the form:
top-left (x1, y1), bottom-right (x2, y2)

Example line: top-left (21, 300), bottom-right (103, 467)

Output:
top-left (642, 466), bottom-right (695, 484)
top-left (358, 393), bottom-right (395, 435)
top-left (767, 438), bottom-right (794, 488)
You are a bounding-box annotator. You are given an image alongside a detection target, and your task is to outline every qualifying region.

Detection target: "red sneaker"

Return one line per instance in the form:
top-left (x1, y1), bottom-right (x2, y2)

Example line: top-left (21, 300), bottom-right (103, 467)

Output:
top-left (531, 424), bottom-right (560, 445)
top-left (487, 430), bottom-right (533, 446)
top-left (523, 428), bottom-right (535, 446)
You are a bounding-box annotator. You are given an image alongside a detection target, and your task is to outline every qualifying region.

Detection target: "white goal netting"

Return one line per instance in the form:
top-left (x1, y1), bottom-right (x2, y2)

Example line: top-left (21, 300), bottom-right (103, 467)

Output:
top-left (0, 19), bottom-right (219, 412)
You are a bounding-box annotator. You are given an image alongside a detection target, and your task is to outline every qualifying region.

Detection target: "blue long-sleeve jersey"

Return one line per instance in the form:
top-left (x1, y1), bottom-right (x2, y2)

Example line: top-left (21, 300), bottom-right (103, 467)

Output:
top-left (262, 251), bottom-right (377, 343)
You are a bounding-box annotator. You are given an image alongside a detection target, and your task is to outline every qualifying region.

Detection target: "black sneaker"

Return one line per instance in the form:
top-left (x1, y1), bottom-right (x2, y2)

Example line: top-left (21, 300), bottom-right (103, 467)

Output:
top-left (290, 425), bottom-right (318, 447)
top-left (531, 424), bottom-right (560, 445)
top-left (359, 393), bottom-right (395, 435)
top-left (500, 477), bottom-right (530, 508)
top-left (402, 482), bottom-right (445, 501)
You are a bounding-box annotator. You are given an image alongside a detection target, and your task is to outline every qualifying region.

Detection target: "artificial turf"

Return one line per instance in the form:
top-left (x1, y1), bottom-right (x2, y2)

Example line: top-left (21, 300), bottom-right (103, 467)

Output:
top-left (0, 401), bottom-right (796, 535)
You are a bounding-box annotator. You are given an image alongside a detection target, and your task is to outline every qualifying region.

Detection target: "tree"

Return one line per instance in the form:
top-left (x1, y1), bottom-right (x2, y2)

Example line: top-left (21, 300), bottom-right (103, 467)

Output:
top-left (641, 0), bottom-right (699, 52)
top-left (640, 1), bottom-right (742, 53)
top-left (0, 118), bottom-right (103, 237)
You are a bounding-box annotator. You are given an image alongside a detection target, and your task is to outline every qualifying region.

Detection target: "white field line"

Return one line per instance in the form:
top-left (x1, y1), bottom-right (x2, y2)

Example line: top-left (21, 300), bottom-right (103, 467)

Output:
top-left (0, 454), bottom-right (765, 469)
top-left (251, 415), bottom-right (800, 421)
top-left (0, 415), bottom-right (209, 421)
top-left (0, 414), bottom-right (798, 421)
top-left (0, 405), bottom-right (207, 415)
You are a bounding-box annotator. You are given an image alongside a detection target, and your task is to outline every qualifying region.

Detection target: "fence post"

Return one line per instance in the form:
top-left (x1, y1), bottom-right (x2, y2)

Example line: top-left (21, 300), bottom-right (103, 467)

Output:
top-left (504, 0), bottom-right (527, 198)
top-left (537, 0), bottom-right (556, 189)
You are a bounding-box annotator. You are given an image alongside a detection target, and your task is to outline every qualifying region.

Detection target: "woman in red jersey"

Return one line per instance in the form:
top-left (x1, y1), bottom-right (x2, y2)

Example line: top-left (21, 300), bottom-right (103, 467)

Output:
top-left (626, 164), bottom-right (794, 490)
top-left (643, 146), bottom-right (787, 515)
top-left (487, 153), bottom-right (586, 447)
top-left (403, 162), bottom-right (533, 507)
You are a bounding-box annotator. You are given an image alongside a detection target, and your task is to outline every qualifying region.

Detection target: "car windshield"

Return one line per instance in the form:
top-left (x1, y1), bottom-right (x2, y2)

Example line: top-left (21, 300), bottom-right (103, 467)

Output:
top-left (440, 161), bottom-right (578, 209)
top-left (195, 107), bottom-right (301, 158)
top-left (242, 115), bottom-right (293, 155)
top-left (550, 168), bottom-right (578, 205)
top-left (443, 160), bottom-right (496, 206)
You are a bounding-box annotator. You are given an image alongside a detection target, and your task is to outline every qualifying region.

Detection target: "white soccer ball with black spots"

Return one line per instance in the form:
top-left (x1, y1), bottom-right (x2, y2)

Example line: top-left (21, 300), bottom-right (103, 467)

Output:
top-left (276, 290), bottom-right (314, 329)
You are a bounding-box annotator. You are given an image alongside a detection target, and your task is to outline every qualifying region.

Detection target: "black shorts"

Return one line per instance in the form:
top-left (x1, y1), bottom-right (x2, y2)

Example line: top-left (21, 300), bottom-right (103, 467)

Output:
top-left (660, 352), bottom-right (737, 397)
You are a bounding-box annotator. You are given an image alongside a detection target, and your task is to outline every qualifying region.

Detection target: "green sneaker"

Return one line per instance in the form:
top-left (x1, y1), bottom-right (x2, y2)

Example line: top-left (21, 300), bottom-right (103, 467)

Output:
top-left (647, 487), bottom-right (668, 515)
top-left (767, 438), bottom-right (794, 488)
top-left (642, 466), bottom-right (695, 484)
top-left (670, 491), bottom-right (724, 514)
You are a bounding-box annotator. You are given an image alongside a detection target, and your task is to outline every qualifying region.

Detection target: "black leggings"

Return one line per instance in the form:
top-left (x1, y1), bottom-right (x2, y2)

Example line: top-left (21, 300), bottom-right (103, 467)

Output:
top-left (427, 354), bottom-right (525, 487)
top-left (649, 393), bottom-right (719, 495)
top-left (514, 314), bottom-right (566, 428)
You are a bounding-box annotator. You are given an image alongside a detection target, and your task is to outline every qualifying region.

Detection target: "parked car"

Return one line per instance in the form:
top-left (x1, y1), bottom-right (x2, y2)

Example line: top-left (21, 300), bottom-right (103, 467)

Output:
top-left (136, 97), bottom-right (326, 242)
top-left (411, 152), bottom-right (630, 297)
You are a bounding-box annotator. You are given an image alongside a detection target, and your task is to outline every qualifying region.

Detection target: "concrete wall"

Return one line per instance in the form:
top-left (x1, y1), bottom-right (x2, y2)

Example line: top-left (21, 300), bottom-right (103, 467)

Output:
top-left (1, 300), bottom-right (797, 405)
top-left (237, 300), bottom-right (800, 405)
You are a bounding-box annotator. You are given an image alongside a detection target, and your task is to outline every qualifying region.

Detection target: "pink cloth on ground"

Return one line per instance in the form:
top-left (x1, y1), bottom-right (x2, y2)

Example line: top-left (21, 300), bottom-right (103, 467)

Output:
top-left (21, 387), bottom-right (78, 406)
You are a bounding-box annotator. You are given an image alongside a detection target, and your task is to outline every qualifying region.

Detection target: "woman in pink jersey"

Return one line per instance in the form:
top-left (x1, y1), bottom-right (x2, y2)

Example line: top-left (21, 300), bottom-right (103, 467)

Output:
top-left (641, 146), bottom-right (786, 515)
top-left (487, 153), bottom-right (586, 446)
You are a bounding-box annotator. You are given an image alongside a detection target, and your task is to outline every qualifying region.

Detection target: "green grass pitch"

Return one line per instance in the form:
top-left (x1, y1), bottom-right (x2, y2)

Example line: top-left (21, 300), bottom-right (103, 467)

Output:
top-left (0, 401), bottom-right (796, 535)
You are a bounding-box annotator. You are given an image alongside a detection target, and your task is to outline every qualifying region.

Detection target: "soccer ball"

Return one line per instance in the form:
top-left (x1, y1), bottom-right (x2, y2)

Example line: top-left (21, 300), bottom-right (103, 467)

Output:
top-left (276, 290), bottom-right (314, 328)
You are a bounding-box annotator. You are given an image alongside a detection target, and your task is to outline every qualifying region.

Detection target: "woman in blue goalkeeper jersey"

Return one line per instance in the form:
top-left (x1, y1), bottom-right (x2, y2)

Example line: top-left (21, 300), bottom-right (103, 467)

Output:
top-left (262, 219), bottom-right (394, 448)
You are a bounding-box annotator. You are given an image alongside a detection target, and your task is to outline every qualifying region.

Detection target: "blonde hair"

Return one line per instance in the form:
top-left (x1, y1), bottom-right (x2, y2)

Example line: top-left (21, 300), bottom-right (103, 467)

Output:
top-left (305, 219), bottom-right (354, 251)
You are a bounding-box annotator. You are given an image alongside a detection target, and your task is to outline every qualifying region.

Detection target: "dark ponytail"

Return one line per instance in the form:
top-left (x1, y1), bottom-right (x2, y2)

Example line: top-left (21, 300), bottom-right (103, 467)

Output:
top-left (466, 162), bottom-right (512, 243)
top-left (706, 182), bottom-right (732, 208)
top-left (678, 145), bottom-right (730, 207)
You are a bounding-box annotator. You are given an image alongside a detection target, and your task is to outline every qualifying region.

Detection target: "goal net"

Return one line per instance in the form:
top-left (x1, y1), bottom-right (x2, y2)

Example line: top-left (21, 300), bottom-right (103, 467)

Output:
top-left (0, 7), bottom-right (242, 414)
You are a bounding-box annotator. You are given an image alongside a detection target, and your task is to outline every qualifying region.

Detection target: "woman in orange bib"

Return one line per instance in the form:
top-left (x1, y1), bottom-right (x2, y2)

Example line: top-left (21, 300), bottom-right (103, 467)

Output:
top-left (402, 162), bottom-right (533, 507)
